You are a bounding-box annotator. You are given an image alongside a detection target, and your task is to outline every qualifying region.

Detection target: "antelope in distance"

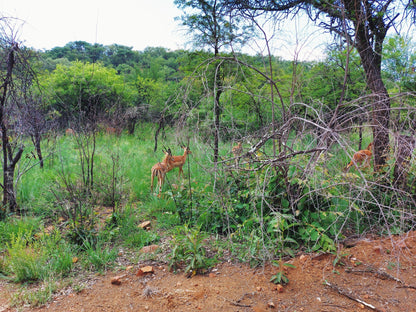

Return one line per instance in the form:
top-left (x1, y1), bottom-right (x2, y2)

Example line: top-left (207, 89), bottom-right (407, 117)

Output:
top-left (106, 126), bottom-right (121, 136)
top-left (151, 149), bottom-right (174, 197)
top-left (345, 142), bottom-right (373, 172)
top-left (232, 142), bottom-right (243, 166)
top-left (167, 146), bottom-right (192, 177)
top-left (65, 128), bottom-right (75, 136)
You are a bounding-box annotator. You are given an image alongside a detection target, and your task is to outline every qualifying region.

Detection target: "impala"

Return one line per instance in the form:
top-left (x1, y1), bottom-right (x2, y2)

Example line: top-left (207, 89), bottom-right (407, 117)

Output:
top-left (65, 128), bottom-right (75, 136)
top-left (345, 142), bottom-right (373, 171)
top-left (151, 149), bottom-right (174, 197)
top-left (232, 142), bottom-right (242, 165)
top-left (106, 126), bottom-right (121, 136)
top-left (167, 146), bottom-right (192, 177)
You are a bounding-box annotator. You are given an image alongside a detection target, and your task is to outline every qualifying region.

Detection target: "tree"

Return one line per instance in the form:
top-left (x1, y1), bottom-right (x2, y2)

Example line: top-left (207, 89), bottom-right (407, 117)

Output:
top-left (40, 61), bottom-right (136, 128)
top-left (0, 23), bottom-right (36, 215)
top-left (382, 35), bottom-right (416, 93)
top-left (226, 0), bottom-right (415, 169)
top-left (175, 0), bottom-right (249, 163)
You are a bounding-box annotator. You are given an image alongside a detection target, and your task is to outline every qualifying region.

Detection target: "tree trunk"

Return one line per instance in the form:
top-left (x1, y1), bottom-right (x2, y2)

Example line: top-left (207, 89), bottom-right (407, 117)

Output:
top-left (3, 144), bottom-right (24, 212)
top-left (356, 32), bottom-right (390, 169)
top-left (32, 132), bottom-right (44, 169)
top-left (213, 45), bottom-right (222, 164)
top-left (213, 87), bottom-right (222, 163)
top-left (393, 135), bottom-right (416, 189)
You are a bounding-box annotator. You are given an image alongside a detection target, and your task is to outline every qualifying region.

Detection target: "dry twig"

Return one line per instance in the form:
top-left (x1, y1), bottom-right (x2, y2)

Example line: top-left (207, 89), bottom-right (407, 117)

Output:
top-left (324, 280), bottom-right (383, 312)
top-left (345, 265), bottom-right (403, 283)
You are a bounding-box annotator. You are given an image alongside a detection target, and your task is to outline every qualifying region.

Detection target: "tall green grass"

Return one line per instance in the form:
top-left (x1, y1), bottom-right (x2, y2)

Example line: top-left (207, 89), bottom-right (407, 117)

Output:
top-left (3, 122), bottom-right (408, 289)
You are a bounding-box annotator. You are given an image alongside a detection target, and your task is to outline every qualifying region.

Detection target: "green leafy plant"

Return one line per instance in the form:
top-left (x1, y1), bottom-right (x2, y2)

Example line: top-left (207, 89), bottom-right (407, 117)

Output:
top-left (268, 212), bottom-right (300, 256)
top-left (270, 260), bottom-right (296, 285)
top-left (332, 251), bottom-right (349, 267)
top-left (168, 225), bottom-right (217, 276)
top-left (43, 232), bottom-right (74, 277)
top-left (5, 232), bottom-right (48, 282)
top-left (298, 222), bottom-right (336, 252)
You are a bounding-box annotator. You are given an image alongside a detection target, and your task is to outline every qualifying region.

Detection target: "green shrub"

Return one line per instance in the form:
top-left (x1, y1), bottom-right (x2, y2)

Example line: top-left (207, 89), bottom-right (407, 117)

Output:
top-left (168, 225), bottom-right (217, 275)
top-left (10, 278), bottom-right (60, 308)
top-left (6, 232), bottom-right (48, 282)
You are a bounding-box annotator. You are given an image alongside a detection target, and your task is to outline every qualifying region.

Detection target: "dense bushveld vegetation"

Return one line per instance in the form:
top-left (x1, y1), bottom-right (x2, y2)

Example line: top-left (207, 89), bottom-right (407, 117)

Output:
top-left (0, 32), bottom-right (415, 306)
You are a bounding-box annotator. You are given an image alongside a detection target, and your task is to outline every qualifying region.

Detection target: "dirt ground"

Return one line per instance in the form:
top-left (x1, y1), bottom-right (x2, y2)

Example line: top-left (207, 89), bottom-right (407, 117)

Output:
top-left (1, 232), bottom-right (416, 312)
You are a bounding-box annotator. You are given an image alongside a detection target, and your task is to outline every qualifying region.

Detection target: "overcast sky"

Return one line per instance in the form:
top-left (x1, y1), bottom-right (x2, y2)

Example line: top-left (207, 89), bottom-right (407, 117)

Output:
top-left (0, 0), bottom-right (329, 61)
top-left (0, 0), bottom-right (188, 51)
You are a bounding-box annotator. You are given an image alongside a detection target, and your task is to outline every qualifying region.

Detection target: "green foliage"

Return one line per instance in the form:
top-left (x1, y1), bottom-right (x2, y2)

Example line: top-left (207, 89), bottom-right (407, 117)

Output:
top-left (0, 217), bottom-right (41, 246)
top-left (41, 61), bottom-right (136, 121)
top-left (110, 207), bottom-right (160, 248)
top-left (382, 35), bottom-right (416, 92)
top-left (168, 225), bottom-right (217, 275)
top-left (10, 278), bottom-right (60, 308)
top-left (83, 240), bottom-right (118, 272)
top-left (270, 261), bottom-right (296, 285)
top-left (43, 232), bottom-right (74, 277)
top-left (304, 46), bottom-right (366, 109)
top-left (231, 220), bottom-right (277, 266)
top-left (268, 212), bottom-right (300, 256)
top-left (4, 230), bottom-right (74, 283)
top-left (5, 232), bottom-right (48, 282)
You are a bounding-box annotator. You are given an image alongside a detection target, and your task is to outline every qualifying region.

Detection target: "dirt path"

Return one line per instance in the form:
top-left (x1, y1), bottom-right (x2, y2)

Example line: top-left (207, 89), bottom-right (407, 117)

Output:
top-left (2, 232), bottom-right (416, 311)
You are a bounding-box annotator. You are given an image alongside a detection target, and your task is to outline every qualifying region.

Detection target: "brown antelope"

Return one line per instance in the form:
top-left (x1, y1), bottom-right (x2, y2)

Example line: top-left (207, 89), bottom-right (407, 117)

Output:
top-left (345, 142), bottom-right (373, 172)
top-left (65, 128), bottom-right (75, 136)
top-left (151, 149), bottom-right (174, 197)
top-left (232, 142), bottom-right (242, 166)
top-left (167, 146), bottom-right (192, 177)
top-left (106, 126), bottom-right (121, 136)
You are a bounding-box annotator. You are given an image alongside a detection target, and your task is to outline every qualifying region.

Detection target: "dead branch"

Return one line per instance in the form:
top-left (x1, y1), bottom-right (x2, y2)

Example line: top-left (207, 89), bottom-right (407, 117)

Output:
top-left (345, 265), bottom-right (403, 284)
top-left (324, 280), bottom-right (383, 312)
top-left (346, 265), bottom-right (416, 290)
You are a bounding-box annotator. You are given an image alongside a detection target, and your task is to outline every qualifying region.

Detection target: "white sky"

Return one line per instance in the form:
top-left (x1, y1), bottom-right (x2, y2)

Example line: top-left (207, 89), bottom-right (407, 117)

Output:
top-left (0, 0), bottom-right (329, 61)
top-left (0, 0), bottom-right (188, 51)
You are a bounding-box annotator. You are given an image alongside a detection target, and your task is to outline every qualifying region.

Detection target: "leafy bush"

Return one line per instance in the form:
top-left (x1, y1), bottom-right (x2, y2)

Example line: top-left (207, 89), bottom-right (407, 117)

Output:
top-left (4, 229), bottom-right (76, 283)
top-left (6, 232), bottom-right (48, 282)
top-left (168, 225), bottom-right (217, 275)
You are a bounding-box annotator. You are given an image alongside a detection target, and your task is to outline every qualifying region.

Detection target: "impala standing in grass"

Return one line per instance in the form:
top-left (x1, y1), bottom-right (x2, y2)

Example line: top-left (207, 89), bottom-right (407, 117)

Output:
top-left (345, 142), bottom-right (373, 172)
top-left (167, 146), bottom-right (192, 177)
top-left (151, 149), bottom-right (175, 197)
top-left (232, 142), bottom-right (242, 166)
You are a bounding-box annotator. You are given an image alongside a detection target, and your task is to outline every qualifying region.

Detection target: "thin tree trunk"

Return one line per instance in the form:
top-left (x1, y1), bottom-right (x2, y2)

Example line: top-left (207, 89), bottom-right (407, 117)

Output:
top-left (32, 132), bottom-right (44, 169)
top-left (4, 147), bottom-right (24, 211)
top-left (358, 50), bottom-right (390, 169)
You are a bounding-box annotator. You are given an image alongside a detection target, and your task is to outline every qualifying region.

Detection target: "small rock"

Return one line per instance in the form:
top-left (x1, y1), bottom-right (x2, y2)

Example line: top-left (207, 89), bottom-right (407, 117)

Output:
top-left (111, 276), bottom-right (122, 285)
top-left (138, 221), bottom-right (151, 229)
top-left (140, 244), bottom-right (159, 253)
top-left (267, 301), bottom-right (275, 308)
top-left (136, 266), bottom-right (154, 276)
